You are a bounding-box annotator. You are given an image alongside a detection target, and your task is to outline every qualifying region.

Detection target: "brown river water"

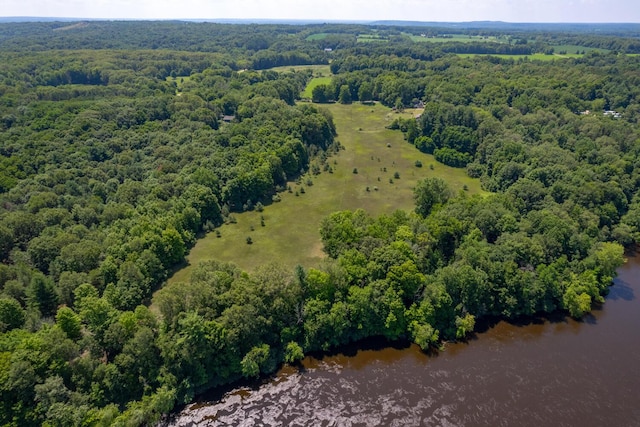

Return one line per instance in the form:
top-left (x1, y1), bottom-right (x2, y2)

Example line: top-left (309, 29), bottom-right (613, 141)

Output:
top-left (164, 255), bottom-right (640, 427)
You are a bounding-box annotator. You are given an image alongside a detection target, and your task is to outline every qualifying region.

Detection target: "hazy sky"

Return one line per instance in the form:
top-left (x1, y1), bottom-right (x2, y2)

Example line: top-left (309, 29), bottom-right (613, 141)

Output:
top-left (2, 0), bottom-right (639, 22)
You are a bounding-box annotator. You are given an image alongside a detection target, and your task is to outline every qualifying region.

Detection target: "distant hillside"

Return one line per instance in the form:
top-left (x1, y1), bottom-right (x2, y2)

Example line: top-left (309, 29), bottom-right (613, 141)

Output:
top-left (370, 20), bottom-right (640, 35)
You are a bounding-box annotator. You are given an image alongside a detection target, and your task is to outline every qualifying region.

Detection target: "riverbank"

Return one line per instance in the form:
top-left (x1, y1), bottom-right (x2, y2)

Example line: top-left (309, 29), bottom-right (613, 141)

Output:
top-left (163, 254), bottom-right (640, 426)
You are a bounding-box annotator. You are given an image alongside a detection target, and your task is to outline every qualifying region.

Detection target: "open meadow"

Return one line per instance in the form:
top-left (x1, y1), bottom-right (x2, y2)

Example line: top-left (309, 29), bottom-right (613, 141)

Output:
top-left (455, 53), bottom-right (587, 60)
top-left (407, 33), bottom-right (507, 43)
top-left (168, 102), bottom-right (485, 282)
top-left (269, 64), bottom-right (332, 75)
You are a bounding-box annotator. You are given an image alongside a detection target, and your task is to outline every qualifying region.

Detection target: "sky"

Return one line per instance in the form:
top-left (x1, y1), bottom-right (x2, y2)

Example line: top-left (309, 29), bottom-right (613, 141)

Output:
top-left (2, 0), bottom-right (640, 23)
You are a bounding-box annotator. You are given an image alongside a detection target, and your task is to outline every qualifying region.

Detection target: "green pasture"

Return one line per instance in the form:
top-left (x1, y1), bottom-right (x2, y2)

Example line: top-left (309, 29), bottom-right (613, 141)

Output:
top-left (407, 33), bottom-right (507, 43)
top-left (456, 53), bottom-right (583, 61)
top-left (269, 64), bottom-right (331, 76)
top-left (268, 65), bottom-right (332, 99)
top-left (168, 103), bottom-right (486, 282)
top-left (357, 34), bottom-right (389, 42)
top-left (306, 33), bottom-right (330, 40)
top-left (301, 76), bottom-right (332, 98)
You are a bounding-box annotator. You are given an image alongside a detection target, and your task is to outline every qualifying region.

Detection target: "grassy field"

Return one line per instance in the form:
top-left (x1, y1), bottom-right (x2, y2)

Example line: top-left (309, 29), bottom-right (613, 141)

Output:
top-left (357, 34), bottom-right (389, 43)
top-left (167, 102), bottom-right (486, 283)
top-left (269, 64), bottom-right (331, 75)
top-left (408, 33), bottom-right (507, 43)
top-left (301, 76), bottom-right (332, 98)
top-left (268, 65), bottom-right (333, 99)
top-left (456, 53), bottom-right (583, 61)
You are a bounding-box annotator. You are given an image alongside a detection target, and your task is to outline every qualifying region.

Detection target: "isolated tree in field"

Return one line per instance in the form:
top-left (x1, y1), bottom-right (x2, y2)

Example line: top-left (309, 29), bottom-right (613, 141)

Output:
top-left (414, 177), bottom-right (452, 217)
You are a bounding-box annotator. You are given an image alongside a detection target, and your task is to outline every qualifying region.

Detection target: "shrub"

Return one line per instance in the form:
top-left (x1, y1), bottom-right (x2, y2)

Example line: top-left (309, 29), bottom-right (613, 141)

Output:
top-left (434, 147), bottom-right (472, 168)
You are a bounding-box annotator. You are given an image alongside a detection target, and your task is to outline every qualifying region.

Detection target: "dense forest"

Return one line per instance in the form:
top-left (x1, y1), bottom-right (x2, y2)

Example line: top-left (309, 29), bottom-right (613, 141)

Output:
top-left (1, 21), bottom-right (639, 426)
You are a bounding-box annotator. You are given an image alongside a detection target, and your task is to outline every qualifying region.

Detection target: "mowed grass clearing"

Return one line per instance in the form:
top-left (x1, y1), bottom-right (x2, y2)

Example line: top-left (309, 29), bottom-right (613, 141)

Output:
top-left (270, 65), bottom-right (332, 99)
top-left (407, 33), bottom-right (507, 43)
top-left (167, 102), bottom-right (486, 283)
top-left (456, 53), bottom-right (584, 61)
top-left (269, 64), bottom-right (332, 75)
top-left (357, 34), bottom-right (389, 42)
top-left (301, 76), bottom-right (332, 99)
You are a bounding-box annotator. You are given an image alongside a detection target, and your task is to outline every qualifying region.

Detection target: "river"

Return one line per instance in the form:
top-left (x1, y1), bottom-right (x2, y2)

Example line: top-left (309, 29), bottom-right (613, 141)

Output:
top-left (164, 254), bottom-right (640, 427)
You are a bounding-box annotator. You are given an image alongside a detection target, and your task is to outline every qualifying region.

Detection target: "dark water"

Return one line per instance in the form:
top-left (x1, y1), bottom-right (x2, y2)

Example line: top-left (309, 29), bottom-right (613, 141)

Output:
top-left (166, 256), bottom-right (640, 427)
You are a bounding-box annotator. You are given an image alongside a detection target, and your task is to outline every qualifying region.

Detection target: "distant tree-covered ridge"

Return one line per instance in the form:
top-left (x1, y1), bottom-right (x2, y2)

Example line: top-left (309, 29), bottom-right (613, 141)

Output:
top-left (0, 21), bottom-right (639, 426)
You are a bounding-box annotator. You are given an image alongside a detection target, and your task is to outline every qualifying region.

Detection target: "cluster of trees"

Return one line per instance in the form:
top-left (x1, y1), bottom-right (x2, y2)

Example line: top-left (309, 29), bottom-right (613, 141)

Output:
top-left (440, 42), bottom-right (534, 55)
top-left (0, 20), bottom-right (639, 426)
top-left (0, 34), bottom-right (339, 424)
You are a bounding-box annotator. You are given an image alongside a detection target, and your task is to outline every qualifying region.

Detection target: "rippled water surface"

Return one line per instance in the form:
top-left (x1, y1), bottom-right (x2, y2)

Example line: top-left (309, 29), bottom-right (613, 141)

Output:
top-left (165, 256), bottom-right (640, 426)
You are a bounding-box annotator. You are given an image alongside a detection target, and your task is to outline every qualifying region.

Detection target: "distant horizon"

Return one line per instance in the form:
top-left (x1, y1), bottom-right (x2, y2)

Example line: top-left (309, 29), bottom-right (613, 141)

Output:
top-left (2, 0), bottom-right (640, 24)
top-left (2, 17), bottom-right (640, 25)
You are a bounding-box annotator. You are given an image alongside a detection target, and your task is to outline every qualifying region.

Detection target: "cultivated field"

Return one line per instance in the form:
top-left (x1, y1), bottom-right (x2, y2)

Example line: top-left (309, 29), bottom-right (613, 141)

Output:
top-left (168, 102), bottom-right (486, 282)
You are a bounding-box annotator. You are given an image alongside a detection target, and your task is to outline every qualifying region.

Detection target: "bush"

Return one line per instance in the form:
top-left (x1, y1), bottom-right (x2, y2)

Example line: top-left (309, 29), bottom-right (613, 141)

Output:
top-left (466, 162), bottom-right (485, 178)
top-left (434, 147), bottom-right (472, 168)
